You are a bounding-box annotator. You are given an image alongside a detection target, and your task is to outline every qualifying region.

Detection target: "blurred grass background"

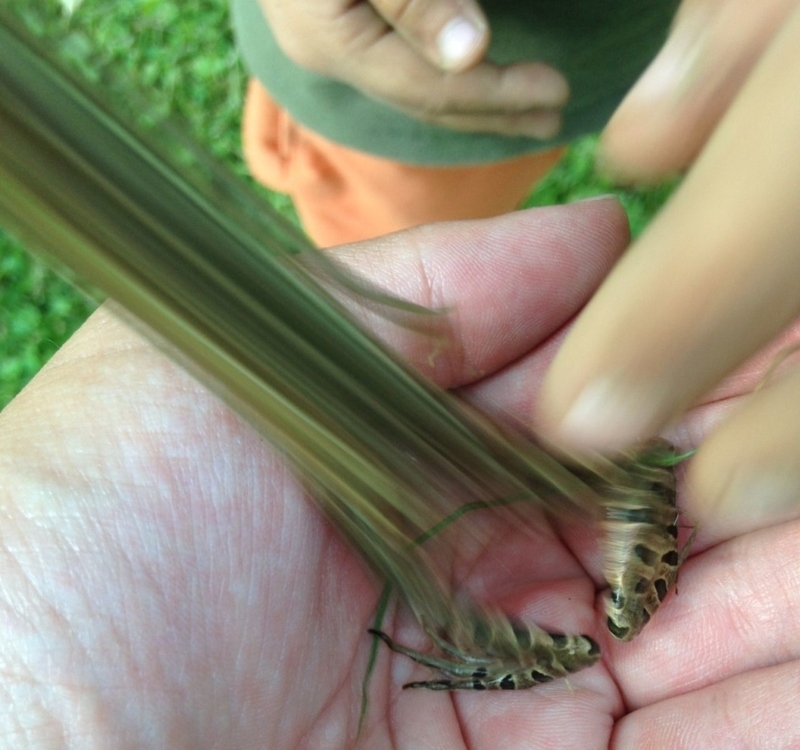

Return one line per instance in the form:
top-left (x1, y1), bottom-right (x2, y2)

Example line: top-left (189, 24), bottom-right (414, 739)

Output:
top-left (0, 0), bottom-right (676, 411)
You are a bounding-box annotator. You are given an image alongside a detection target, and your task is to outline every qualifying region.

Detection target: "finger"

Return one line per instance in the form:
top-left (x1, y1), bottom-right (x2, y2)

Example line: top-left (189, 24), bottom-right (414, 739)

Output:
top-left (539, 6), bottom-right (800, 451)
top-left (343, 34), bottom-right (569, 136)
top-left (370, 0), bottom-right (489, 72)
top-left (688, 363), bottom-right (800, 541)
top-left (613, 659), bottom-right (800, 750)
top-left (264, 0), bottom-right (568, 137)
top-left (407, 106), bottom-right (563, 140)
top-left (603, 519), bottom-right (800, 710)
top-left (329, 197), bottom-right (629, 388)
top-left (599, 0), bottom-right (795, 181)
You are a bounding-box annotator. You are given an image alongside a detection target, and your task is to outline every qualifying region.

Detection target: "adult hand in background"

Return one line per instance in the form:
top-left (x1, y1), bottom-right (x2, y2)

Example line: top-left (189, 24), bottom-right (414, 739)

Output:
top-left (256, 0), bottom-right (569, 137)
top-left (539, 0), bottom-right (800, 539)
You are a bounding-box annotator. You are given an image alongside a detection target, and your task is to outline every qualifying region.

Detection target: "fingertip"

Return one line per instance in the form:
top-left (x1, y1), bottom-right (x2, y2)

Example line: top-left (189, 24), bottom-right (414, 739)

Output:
top-left (538, 376), bottom-right (667, 454)
top-left (436, 14), bottom-right (488, 71)
top-left (527, 110), bottom-right (563, 140)
top-left (505, 63), bottom-right (570, 109)
top-left (593, 0), bottom-right (712, 184)
top-left (597, 108), bottom-right (693, 185)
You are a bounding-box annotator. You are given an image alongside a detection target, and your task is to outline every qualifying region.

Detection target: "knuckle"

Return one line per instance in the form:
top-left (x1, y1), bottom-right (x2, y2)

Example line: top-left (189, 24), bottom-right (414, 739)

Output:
top-left (375, 0), bottom-right (420, 27)
top-left (374, 0), bottom-right (444, 49)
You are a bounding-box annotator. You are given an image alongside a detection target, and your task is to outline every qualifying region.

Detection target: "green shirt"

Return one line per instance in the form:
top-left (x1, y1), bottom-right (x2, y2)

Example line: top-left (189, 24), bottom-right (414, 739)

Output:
top-left (231, 0), bottom-right (678, 165)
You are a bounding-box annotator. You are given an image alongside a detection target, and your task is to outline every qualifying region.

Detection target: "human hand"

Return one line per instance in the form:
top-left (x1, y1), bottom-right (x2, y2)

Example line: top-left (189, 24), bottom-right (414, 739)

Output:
top-left (4, 200), bottom-right (800, 748)
top-left (538, 0), bottom-right (800, 537)
top-left (0, 201), bottom-right (623, 748)
top-left (255, 0), bottom-right (569, 137)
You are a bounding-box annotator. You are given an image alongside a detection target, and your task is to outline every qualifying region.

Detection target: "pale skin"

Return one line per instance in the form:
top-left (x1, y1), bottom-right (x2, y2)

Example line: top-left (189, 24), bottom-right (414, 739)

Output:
top-left (3, 202), bottom-right (800, 749)
top-left (4, 2), bottom-right (800, 746)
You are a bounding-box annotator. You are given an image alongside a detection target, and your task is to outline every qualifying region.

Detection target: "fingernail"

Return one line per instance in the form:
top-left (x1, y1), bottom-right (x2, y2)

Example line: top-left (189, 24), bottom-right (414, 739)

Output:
top-left (557, 378), bottom-right (662, 451)
top-left (437, 16), bottom-right (485, 70)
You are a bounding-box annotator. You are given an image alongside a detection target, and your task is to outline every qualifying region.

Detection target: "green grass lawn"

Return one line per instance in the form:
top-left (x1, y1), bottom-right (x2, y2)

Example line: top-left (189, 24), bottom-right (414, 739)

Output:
top-left (0, 0), bottom-right (675, 411)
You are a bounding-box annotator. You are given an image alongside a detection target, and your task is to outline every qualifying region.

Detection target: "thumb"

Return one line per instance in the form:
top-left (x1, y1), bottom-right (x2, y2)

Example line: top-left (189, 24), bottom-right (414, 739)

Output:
top-left (370, 0), bottom-right (489, 71)
top-left (599, 0), bottom-right (795, 182)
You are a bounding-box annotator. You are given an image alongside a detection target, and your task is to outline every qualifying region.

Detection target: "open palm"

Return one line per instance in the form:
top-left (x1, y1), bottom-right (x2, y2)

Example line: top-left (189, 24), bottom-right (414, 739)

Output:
top-left (2, 202), bottom-right (798, 749)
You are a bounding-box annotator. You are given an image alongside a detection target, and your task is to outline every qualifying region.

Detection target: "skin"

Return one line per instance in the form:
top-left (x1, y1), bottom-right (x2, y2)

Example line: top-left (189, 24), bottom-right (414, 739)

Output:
top-left (539, 0), bottom-right (800, 537)
top-left (256, 0), bottom-right (569, 137)
top-left (256, 0), bottom-right (800, 538)
top-left (7, 3), bottom-right (800, 746)
top-left (3, 202), bottom-right (800, 749)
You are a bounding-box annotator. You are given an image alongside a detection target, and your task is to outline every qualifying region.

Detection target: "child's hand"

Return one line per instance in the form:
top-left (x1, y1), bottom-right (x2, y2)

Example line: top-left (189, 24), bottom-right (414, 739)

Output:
top-left (539, 0), bottom-right (800, 537)
top-left (256, 0), bottom-right (569, 138)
